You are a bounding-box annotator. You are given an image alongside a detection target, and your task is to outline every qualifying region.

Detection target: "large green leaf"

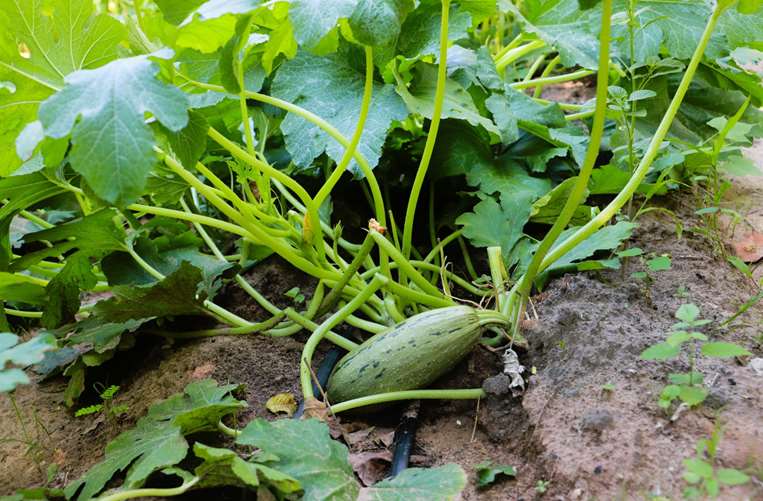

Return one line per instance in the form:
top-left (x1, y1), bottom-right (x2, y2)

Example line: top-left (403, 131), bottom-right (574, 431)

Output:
top-left (464, 156), bottom-right (552, 200)
top-left (146, 379), bottom-right (247, 435)
top-left (289, 0), bottom-right (356, 49)
top-left (193, 443), bottom-right (301, 494)
top-left (0, 173), bottom-right (67, 270)
top-left (546, 221), bottom-right (636, 273)
top-left (172, 0), bottom-right (265, 53)
top-left (0, 273), bottom-right (47, 306)
top-left (16, 209), bottom-right (127, 271)
top-left (430, 120), bottom-right (494, 179)
top-left (237, 418), bottom-right (360, 501)
top-left (397, 0), bottom-right (471, 61)
top-left (348, 0), bottom-right (414, 50)
top-left (485, 85), bottom-right (566, 144)
top-left (396, 65), bottom-right (500, 136)
top-left (38, 53), bottom-right (189, 206)
top-left (154, 0), bottom-right (207, 24)
top-left (65, 420), bottom-right (187, 501)
top-left (65, 318), bottom-right (147, 354)
top-left (456, 195), bottom-right (532, 257)
top-left (272, 51), bottom-right (407, 175)
top-left (511, 0), bottom-right (599, 69)
top-left (65, 380), bottom-right (245, 500)
top-left (101, 238), bottom-right (233, 290)
top-left (358, 464), bottom-right (467, 500)
top-left (92, 261), bottom-right (214, 323)
top-left (0, 332), bottom-right (55, 392)
top-left (41, 252), bottom-right (99, 328)
top-left (0, 0), bottom-right (126, 175)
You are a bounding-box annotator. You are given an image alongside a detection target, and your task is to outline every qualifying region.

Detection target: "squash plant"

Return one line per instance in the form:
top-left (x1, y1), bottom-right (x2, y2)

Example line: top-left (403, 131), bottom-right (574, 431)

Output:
top-left (1, 0), bottom-right (762, 418)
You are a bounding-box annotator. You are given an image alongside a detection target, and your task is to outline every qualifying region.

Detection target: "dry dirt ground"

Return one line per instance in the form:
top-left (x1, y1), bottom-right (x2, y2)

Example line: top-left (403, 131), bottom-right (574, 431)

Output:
top-left (1, 147), bottom-right (762, 499)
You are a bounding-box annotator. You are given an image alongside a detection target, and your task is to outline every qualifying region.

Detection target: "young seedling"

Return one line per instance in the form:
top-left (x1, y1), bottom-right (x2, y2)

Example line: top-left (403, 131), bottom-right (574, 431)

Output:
top-left (630, 253), bottom-right (672, 282)
top-left (475, 461), bottom-right (517, 488)
top-left (284, 287), bottom-right (305, 305)
top-left (536, 479), bottom-right (551, 495)
top-left (75, 385), bottom-right (129, 422)
top-left (641, 304), bottom-right (751, 410)
top-left (683, 422), bottom-right (750, 499)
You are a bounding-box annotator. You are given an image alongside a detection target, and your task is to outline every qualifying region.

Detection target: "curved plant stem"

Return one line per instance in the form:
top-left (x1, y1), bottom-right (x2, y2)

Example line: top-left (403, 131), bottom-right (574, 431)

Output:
top-left (384, 280), bottom-right (454, 308)
top-left (3, 308), bottom-right (43, 319)
top-left (422, 229), bottom-right (462, 264)
top-left (156, 312), bottom-right (285, 338)
top-left (523, 54), bottom-right (547, 82)
top-left (183, 79), bottom-right (387, 227)
top-left (128, 204), bottom-right (253, 239)
top-left (320, 232), bottom-right (375, 315)
top-left (513, 0), bottom-right (613, 322)
top-left (96, 477), bottom-right (200, 501)
top-left (207, 127), bottom-right (324, 253)
top-left (217, 420), bottom-right (241, 438)
top-left (330, 388), bottom-right (485, 414)
top-left (511, 69), bottom-right (595, 90)
top-left (370, 231), bottom-right (445, 299)
top-left (345, 314), bottom-right (387, 334)
top-left (495, 40), bottom-right (546, 72)
top-left (536, 3), bottom-right (725, 276)
top-left (314, 46), bottom-right (374, 209)
top-left (158, 149), bottom-right (339, 280)
top-left (533, 55), bottom-right (561, 97)
top-left (401, 0), bottom-right (450, 261)
top-left (300, 274), bottom-right (388, 399)
top-left (281, 308), bottom-right (359, 351)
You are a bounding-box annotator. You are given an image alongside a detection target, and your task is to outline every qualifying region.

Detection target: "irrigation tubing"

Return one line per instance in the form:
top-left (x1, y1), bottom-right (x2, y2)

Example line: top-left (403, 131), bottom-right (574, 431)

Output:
top-left (291, 342), bottom-right (419, 477)
top-left (389, 401), bottom-right (420, 477)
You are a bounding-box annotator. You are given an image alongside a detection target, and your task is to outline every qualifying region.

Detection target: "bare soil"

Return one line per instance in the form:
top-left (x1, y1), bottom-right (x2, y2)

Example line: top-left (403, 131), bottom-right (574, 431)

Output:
top-left (1, 152), bottom-right (762, 500)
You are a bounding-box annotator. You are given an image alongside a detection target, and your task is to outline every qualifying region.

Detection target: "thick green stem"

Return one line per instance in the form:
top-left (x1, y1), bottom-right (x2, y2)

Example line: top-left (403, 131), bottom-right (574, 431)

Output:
top-left (401, 0), bottom-right (450, 261)
top-left (128, 204), bottom-right (252, 239)
top-left (300, 274), bottom-right (388, 399)
top-left (384, 280), bottom-right (454, 308)
top-left (207, 127), bottom-right (324, 253)
top-left (422, 230), bottom-right (462, 264)
top-left (511, 69), bottom-right (594, 90)
top-left (184, 80), bottom-right (387, 227)
top-left (537, 4), bottom-right (725, 275)
top-left (533, 55), bottom-right (561, 97)
top-left (370, 231), bottom-right (445, 299)
top-left (281, 308), bottom-right (359, 351)
top-left (156, 313), bottom-right (285, 339)
top-left (516, 0), bottom-right (613, 320)
top-left (96, 477), bottom-right (200, 501)
top-left (523, 54), bottom-right (547, 82)
top-left (487, 246), bottom-right (508, 312)
top-left (3, 308), bottom-right (43, 318)
top-left (320, 232), bottom-right (375, 315)
top-left (495, 40), bottom-right (546, 72)
top-left (314, 46), bottom-right (374, 209)
top-left (330, 388), bottom-right (485, 414)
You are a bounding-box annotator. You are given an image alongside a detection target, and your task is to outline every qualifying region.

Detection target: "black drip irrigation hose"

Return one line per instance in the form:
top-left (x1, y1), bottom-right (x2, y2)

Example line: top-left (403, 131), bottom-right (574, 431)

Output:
top-left (291, 343), bottom-right (420, 477)
top-left (389, 400), bottom-right (420, 477)
top-left (293, 346), bottom-right (344, 419)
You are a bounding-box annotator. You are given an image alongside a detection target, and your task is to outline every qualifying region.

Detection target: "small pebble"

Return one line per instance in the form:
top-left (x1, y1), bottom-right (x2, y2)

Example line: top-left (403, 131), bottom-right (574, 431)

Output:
top-left (749, 358), bottom-right (763, 376)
